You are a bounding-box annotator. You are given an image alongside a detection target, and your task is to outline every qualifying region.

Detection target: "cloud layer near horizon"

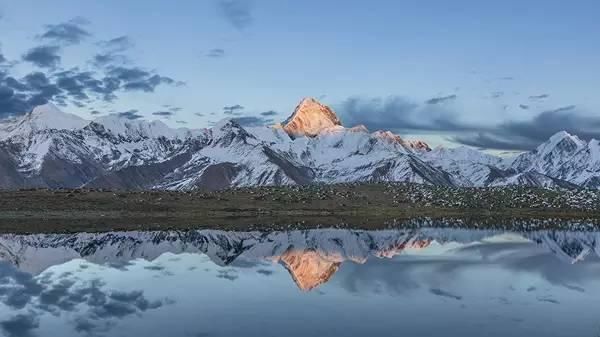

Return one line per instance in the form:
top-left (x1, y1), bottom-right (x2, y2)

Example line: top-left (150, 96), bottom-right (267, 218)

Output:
top-left (337, 96), bottom-right (600, 150)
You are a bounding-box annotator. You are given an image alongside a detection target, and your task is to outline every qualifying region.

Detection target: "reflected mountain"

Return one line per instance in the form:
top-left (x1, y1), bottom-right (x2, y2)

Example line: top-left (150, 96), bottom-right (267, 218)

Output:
top-left (1, 227), bottom-right (599, 337)
top-left (0, 228), bottom-right (598, 290)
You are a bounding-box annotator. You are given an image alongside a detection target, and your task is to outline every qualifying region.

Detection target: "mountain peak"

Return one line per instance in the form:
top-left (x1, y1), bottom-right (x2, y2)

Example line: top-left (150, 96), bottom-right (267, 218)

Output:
top-left (12, 103), bottom-right (88, 135)
top-left (282, 97), bottom-right (342, 138)
top-left (537, 130), bottom-right (585, 155)
top-left (549, 130), bottom-right (577, 143)
top-left (93, 114), bottom-right (199, 140)
top-left (30, 103), bottom-right (63, 116)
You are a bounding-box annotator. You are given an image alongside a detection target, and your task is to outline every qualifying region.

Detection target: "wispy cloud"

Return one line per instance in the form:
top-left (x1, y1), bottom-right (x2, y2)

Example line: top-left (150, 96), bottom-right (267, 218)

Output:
top-left (425, 94), bottom-right (457, 105)
top-left (206, 48), bottom-right (225, 58)
top-left (223, 104), bottom-right (244, 115)
top-left (117, 109), bottom-right (143, 120)
top-left (39, 17), bottom-right (91, 45)
top-left (529, 94), bottom-right (549, 100)
top-left (232, 116), bottom-right (273, 126)
top-left (97, 36), bottom-right (134, 52)
top-left (152, 111), bottom-right (174, 117)
top-left (217, 0), bottom-right (254, 30)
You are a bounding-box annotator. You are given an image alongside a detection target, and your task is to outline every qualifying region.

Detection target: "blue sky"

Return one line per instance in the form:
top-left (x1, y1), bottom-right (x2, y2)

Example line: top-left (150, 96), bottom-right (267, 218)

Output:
top-left (0, 0), bottom-right (599, 150)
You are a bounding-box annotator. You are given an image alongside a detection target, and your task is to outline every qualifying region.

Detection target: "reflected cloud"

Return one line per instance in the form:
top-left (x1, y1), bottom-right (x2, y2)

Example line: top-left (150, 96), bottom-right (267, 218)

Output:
top-left (429, 288), bottom-right (462, 300)
top-left (0, 262), bottom-right (170, 336)
top-left (256, 269), bottom-right (274, 276)
top-left (216, 269), bottom-right (238, 281)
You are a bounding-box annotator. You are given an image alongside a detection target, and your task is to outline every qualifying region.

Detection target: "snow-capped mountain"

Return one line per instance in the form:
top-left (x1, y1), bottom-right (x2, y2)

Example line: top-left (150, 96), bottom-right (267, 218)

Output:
top-left (1, 98), bottom-right (599, 190)
top-left (509, 131), bottom-right (600, 189)
top-left (422, 146), bottom-right (508, 186)
top-left (0, 104), bottom-right (89, 140)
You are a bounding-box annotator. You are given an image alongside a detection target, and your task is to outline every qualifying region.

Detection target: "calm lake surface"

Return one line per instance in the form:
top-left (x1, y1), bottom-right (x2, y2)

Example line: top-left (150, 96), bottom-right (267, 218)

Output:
top-left (0, 227), bottom-right (598, 337)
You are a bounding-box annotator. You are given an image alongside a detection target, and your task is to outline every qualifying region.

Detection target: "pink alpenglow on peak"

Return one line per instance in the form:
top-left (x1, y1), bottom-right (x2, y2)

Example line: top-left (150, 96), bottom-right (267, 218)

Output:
top-left (282, 97), bottom-right (342, 138)
top-left (405, 140), bottom-right (432, 152)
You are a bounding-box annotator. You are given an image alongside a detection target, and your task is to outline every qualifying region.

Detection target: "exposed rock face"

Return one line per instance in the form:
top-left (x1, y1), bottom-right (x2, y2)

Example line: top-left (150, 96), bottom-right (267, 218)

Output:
top-left (406, 140), bottom-right (432, 153)
top-left (282, 98), bottom-right (342, 138)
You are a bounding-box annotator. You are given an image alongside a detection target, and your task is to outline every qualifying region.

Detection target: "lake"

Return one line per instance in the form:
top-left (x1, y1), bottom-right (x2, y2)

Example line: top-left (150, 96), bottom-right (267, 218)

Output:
top-left (0, 227), bottom-right (598, 337)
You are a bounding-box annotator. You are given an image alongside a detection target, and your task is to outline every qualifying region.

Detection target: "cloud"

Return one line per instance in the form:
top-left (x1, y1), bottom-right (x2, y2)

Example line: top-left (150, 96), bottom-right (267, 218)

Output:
top-left (0, 314), bottom-right (39, 337)
top-left (1, 20), bottom-right (182, 117)
top-left (117, 109), bottom-right (143, 120)
top-left (338, 95), bottom-right (600, 151)
top-left (216, 269), bottom-right (238, 281)
top-left (2, 67), bottom-right (126, 113)
top-left (338, 95), bottom-right (473, 134)
top-left (93, 53), bottom-right (129, 67)
top-left (452, 132), bottom-right (539, 151)
top-left (0, 86), bottom-right (13, 100)
top-left (206, 48), bottom-right (225, 58)
top-left (425, 94), bottom-right (457, 105)
top-left (453, 106), bottom-right (600, 150)
top-left (223, 104), bottom-right (244, 115)
top-left (93, 36), bottom-right (134, 68)
top-left (106, 66), bottom-right (177, 93)
top-left (98, 36), bottom-right (134, 52)
top-left (217, 0), bottom-right (254, 30)
top-left (260, 110), bottom-right (278, 116)
top-left (232, 116), bottom-right (273, 126)
top-left (22, 45), bottom-right (61, 68)
top-left (529, 94), bottom-right (549, 100)
top-left (152, 111), bottom-right (174, 117)
top-left (545, 105), bottom-right (576, 114)
top-left (39, 17), bottom-right (91, 45)
top-left (429, 288), bottom-right (462, 300)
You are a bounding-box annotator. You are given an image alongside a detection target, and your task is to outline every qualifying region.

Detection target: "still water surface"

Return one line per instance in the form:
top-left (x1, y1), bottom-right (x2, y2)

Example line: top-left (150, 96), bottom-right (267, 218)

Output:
top-left (0, 227), bottom-right (598, 337)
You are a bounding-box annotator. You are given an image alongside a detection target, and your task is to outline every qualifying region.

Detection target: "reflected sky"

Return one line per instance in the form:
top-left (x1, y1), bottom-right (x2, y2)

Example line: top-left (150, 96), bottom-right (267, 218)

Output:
top-left (0, 228), bottom-right (598, 337)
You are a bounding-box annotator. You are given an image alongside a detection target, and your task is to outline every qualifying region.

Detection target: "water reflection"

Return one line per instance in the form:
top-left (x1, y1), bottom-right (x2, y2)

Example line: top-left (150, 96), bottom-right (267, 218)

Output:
top-left (0, 228), bottom-right (598, 337)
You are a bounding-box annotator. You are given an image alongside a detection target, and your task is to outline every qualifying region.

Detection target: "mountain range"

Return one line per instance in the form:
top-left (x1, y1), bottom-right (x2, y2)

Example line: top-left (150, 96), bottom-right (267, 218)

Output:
top-left (1, 97), bottom-right (599, 190)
